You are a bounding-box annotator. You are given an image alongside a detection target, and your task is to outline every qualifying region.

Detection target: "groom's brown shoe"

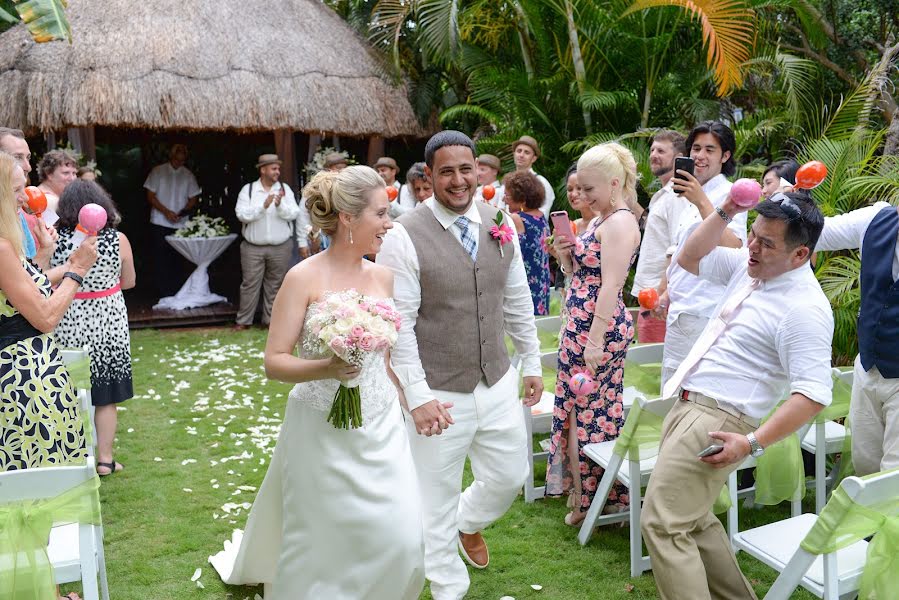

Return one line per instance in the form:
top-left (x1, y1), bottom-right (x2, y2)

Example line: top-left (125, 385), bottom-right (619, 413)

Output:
top-left (458, 531), bottom-right (489, 569)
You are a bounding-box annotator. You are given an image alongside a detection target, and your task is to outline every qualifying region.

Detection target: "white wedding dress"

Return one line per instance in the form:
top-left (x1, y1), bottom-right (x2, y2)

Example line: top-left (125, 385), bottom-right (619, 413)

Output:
top-left (209, 297), bottom-right (424, 599)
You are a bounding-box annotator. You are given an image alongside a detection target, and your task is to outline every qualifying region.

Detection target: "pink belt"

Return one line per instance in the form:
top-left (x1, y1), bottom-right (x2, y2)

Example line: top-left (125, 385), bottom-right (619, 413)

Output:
top-left (74, 283), bottom-right (121, 300)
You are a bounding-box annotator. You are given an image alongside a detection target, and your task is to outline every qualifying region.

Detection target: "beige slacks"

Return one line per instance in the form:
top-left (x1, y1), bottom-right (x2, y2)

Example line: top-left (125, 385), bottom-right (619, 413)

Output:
top-left (236, 239), bottom-right (293, 325)
top-left (850, 355), bottom-right (899, 475)
top-left (642, 399), bottom-right (758, 600)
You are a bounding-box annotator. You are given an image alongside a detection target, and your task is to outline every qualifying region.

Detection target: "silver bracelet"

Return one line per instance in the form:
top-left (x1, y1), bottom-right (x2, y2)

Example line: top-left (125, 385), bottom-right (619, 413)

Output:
top-left (715, 206), bottom-right (733, 223)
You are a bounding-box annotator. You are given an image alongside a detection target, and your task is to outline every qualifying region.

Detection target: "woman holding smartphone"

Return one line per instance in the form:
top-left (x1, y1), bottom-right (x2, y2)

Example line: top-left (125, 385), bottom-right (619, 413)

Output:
top-left (545, 143), bottom-right (642, 526)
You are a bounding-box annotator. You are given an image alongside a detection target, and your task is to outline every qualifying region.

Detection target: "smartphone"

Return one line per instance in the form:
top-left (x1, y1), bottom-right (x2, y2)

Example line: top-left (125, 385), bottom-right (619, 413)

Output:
top-left (550, 211), bottom-right (575, 244)
top-left (674, 156), bottom-right (695, 179)
top-left (697, 444), bottom-right (724, 458)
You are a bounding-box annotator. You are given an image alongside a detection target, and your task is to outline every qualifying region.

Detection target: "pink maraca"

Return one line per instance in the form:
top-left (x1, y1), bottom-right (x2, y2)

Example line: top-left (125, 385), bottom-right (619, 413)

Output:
top-left (730, 178), bottom-right (762, 209)
top-left (78, 203), bottom-right (107, 235)
top-left (569, 373), bottom-right (597, 396)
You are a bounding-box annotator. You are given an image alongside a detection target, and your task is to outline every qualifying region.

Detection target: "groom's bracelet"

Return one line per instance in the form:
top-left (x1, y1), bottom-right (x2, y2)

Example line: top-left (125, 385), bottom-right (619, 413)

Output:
top-left (716, 206), bottom-right (733, 224)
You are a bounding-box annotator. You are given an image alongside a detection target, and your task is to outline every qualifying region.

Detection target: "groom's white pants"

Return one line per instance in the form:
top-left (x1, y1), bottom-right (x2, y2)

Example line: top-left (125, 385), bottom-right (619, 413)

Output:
top-left (405, 365), bottom-right (529, 600)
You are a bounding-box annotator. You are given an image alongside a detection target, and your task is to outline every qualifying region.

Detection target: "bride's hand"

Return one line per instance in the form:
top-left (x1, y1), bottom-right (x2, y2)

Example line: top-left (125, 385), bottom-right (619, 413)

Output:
top-left (326, 356), bottom-right (361, 382)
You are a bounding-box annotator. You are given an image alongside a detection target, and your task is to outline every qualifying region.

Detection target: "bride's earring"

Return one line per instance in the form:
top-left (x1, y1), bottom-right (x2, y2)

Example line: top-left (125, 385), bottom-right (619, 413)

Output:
top-left (348, 229), bottom-right (354, 245)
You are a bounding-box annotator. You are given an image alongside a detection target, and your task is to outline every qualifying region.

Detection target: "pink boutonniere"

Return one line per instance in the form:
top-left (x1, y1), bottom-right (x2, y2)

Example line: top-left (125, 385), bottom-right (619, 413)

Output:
top-left (489, 210), bottom-right (515, 257)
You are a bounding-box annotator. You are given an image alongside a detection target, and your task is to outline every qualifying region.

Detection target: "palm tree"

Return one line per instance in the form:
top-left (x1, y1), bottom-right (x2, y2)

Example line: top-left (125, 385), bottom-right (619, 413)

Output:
top-left (0, 0), bottom-right (71, 42)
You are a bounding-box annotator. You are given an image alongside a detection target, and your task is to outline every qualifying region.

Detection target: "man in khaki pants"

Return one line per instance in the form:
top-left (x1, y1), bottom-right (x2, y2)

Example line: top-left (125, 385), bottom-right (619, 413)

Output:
top-left (642, 191), bottom-right (833, 599)
top-left (234, 154), bottom-right (307, 329)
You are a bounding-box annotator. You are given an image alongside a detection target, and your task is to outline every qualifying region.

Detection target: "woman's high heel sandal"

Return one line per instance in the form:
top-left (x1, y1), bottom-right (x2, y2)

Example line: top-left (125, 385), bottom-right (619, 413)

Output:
top-left (564, 492), bottom-right (586, 527)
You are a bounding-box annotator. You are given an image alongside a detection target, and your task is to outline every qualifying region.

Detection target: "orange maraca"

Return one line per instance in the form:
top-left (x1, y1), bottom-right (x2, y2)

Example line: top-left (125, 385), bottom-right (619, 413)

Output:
top-left (24, 186), bottom-right (47, 218)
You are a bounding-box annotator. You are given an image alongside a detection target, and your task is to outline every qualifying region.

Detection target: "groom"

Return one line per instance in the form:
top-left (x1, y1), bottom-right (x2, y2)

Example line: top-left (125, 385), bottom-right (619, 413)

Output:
top-left (378, 130), bottom-right (543, 600)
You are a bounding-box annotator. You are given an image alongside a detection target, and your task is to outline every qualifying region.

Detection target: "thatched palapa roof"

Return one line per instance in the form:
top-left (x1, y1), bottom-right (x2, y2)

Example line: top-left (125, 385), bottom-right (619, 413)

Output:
top-left (0, 0), bottom-right (423, 137)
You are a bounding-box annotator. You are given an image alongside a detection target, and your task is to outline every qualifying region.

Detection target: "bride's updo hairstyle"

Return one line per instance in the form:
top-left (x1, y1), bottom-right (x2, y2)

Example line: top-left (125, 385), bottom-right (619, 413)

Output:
top-left (303, 165), bottom-right (385, 236)
top-left (577, 142), bottom-right (639, 206)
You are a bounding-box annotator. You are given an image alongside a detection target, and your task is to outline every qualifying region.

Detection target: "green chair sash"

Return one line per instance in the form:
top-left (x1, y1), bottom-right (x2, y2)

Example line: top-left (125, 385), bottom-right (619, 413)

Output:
top-left (799, 469), bottom-right (899, 600)
top-left (754, 419), bottom-right (805, 505)
top-left (611, 399), bottom-right (664, 462)
top-left (63, 353), bottom-right (91, 390)
top-left (623, 360), bottom-right (661, 400)
top-left (0, 474), bottom-right (101, 600)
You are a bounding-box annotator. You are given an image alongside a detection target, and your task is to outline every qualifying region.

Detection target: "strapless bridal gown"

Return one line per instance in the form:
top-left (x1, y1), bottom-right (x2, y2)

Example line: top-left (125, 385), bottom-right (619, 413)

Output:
top-left (209, 298), bottom-right (424, 599)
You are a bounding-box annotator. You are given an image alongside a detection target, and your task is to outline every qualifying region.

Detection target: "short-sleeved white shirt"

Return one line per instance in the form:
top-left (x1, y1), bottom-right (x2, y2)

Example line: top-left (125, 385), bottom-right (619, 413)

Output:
top-left (682, 247), bottom-right (834, 418)
top-left (143, 162), bottom-right (202, 229)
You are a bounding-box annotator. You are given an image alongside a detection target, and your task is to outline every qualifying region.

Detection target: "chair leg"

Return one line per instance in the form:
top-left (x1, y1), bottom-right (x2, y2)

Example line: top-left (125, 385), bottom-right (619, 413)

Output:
top-left (522, 403), bottom-right (537, 503)
top-left (762, 549), bottom-right (816, 600)
top-left (816, 424), bottom-right (827, 514)
top-left (96, 525), bottom-right (110, 600)
top-left (628, 459), bottom-right (649, 577)
top-left (78, 523), bottom-right (100, 600)
top-left (727, 470), bottom-right (739, 551)
top-left (578, 454), bottom-right (624, 546)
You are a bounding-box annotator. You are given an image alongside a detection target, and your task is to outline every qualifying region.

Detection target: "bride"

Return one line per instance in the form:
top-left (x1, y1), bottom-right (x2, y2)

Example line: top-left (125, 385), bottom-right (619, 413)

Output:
top-left (210, 166), bottom-right (425, 599)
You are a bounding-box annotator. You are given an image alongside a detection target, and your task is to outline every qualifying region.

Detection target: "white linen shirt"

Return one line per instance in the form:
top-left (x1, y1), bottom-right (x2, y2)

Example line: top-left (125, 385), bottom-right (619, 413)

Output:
top-left (666, 174), bottom-right (747, 322)
top-left (398, 185), bottom-right (418, 210)
top-left (682, 247), bottom-right (834, 418)
top-left (235, 180), bottom-right (306, 247)
top-left (531, 169), bottom-right (556, 220)
top-left (376, 198), bottom-right (542, 411)
top-left (631, 182), bottom-right (679, 295)
top-left (143, 163), bottom-right (202, 229)
top-left (817, 202), bottom-right (898, 278)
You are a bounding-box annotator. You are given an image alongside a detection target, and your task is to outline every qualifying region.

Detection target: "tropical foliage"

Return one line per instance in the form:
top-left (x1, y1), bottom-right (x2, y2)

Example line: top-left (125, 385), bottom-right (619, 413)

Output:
top-left (0, 0), bottom-right (70, 42)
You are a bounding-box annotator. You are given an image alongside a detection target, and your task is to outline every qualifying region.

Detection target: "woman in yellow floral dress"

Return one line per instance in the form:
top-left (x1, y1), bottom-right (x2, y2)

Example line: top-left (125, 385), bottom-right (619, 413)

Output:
top-left (0, 153), bottom-right (98, 471)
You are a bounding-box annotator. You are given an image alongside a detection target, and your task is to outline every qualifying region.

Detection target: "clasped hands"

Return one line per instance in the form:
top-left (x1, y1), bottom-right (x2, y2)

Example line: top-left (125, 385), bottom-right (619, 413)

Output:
top-left (409, 375), bottom-right (544, 437)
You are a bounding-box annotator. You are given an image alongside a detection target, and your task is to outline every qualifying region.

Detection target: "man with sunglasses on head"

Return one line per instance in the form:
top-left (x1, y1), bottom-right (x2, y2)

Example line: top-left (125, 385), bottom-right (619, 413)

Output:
top-left (641, 191), bottom-right (833, 600)
top-left (815, 198), bottom-right (899, 476)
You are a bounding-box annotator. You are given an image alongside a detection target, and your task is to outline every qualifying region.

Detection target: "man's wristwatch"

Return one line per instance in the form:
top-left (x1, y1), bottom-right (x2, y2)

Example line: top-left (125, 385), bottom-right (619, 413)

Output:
top-left (62, 271), bottom-right (84, 287)
top-left (746, 432), bottom-right (764, 458)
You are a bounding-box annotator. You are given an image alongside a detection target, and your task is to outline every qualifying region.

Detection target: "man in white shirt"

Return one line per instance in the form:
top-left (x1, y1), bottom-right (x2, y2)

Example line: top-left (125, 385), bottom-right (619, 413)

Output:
top-left (512, 135), bottom-right (555, 219)
top-left (643, 192), bottom-right (833, 600)
top-left (144, 143), bottom-right (202, 297)
top-left (631, 129), bottom-right (686, 343)
top-left (378, 130), bottom-right (542, 600)
top-left (399, 161), bottom-right (431, 209)
top-left (473, 153), bottom-right (505, 209)
top-left (659, 121), bottom-right (747, 386)
top-left (374, 156), bottom-right (409, 219)
top-left (817, 201), bottom-right (899, 475)
top-left (234, 154), bottom-right (305, 330)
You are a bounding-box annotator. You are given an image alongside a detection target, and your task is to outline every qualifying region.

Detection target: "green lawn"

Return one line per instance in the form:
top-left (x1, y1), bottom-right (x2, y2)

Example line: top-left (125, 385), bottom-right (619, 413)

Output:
top-left (86, 328), bottom-right (816, 599)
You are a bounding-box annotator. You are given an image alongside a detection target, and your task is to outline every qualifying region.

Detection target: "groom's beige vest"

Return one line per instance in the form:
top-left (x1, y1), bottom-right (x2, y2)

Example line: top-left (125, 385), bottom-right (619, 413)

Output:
top-left (400, 201), bottom-right (514, 394)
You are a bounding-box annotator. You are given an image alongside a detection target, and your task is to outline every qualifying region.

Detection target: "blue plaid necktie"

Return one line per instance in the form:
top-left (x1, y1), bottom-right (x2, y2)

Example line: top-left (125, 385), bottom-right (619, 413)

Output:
top-left (454, 216), bottom-right (477, 261)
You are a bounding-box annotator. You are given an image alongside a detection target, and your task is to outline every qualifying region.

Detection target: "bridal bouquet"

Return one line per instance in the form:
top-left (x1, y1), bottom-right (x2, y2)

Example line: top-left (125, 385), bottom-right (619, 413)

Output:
top-left (303, 289), bottom-right (402, 429)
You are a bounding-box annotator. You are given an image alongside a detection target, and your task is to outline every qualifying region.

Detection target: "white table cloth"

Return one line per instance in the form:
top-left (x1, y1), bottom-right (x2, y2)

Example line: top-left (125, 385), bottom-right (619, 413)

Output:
top-left (154, 234), bottom-right (238, 310)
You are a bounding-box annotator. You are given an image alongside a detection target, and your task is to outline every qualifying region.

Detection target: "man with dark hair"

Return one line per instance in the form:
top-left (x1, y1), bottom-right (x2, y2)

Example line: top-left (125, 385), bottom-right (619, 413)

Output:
top-left (761, 158), bottom-right (800, 199)
top-left (643, 191), bottom-right (833, 600)
top-left (816, 199), bottom-right (899, 475)
top-left (379, 130), bottom-right (542, 600)
top-left (144, 143), bottom-right (202, 297)
top-left (631, 129), bottom-right (686, 342)
top-left (659, 121), bottom-right (747, 387)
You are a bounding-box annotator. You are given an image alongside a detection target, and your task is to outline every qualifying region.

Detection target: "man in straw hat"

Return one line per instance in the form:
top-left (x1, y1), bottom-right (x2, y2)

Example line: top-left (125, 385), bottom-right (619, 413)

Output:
top-left (375, 156), bottom-right (409, 217)
top-left (323, 152), bottom-right (349, 172)
top-left (473, 153), bottom-right (505, 209)
top-left (234, 153), bottom-right (307, 330)
top-left (512, 135), bottom-right (554, 219)
top-left (144, 143), bottom-right (202, 297)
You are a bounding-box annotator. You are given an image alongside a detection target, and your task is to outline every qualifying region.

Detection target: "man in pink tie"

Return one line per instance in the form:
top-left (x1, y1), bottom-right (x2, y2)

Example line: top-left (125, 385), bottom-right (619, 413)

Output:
top-left (641, 191), bottom-right (834, 600)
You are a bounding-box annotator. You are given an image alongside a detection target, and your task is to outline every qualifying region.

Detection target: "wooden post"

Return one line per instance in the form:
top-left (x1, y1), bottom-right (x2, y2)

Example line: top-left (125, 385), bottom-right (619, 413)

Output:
top-left (367, 136), bottom-right (385, 166)
top-left (67, 126), bottom-right (96, 160)
top-left (274, 129), bottom-right (298, 192)
top-left (307, 134), bottom-right (322, 162)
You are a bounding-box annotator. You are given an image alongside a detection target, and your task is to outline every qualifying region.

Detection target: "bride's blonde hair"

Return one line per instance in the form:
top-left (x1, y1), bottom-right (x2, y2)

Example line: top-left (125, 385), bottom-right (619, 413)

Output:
top-left (303, 166), bottom-right (385, 236)
top-left (577, 142), bottom-right (639, 206)
top-left (0, 154), bottom-right (24, 259)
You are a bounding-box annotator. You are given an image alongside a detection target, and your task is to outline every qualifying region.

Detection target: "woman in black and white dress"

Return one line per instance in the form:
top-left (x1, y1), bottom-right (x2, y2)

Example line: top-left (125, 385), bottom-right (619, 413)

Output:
top-left (51, 180), bottom-right (136, 476)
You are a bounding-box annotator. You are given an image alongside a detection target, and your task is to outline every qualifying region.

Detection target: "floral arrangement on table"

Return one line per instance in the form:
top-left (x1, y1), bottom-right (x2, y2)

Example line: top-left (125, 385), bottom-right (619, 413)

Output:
top-left (303, 146), bottom-right (355, 180)
top-left (173, 214), bottom-right (231, 238)
top-left (303, 289), bottom-right (402, 429)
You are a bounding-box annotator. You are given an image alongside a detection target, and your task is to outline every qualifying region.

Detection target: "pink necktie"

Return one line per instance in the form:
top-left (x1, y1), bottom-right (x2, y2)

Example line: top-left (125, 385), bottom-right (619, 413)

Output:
top-left (662, 278), bottom-right (761, 399)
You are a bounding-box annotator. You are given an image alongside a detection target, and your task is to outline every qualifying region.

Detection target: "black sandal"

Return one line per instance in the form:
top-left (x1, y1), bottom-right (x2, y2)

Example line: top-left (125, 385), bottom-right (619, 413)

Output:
top-left (96, 460), bottom-right (123, 476)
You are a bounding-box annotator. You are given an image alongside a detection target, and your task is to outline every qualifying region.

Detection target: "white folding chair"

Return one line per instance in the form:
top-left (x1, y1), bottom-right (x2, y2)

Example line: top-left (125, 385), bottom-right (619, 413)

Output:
top-left (511, 353), bottom-right (555, 502)
top-left (0, 457), bottom-right (110, 600)
top-left (800, 368), bottom-right (852, 513)
top-left (61, 348), bottom-right (96, 458)
top-left (733, 469), bottom-right (899, 599)
top-left (535, 315), bottom-right (563, 336)
top-left (577, 395), bottom-right (677, 576)
top-left (621, 343), bottom-right (664, 418)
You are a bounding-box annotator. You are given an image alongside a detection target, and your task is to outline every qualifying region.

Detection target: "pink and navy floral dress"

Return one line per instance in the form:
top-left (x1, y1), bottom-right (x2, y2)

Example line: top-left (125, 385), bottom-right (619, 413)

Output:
top-left (518, 211), bottom-right (550, 316)
top-left (545, 211), bottom-right (636, 513)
